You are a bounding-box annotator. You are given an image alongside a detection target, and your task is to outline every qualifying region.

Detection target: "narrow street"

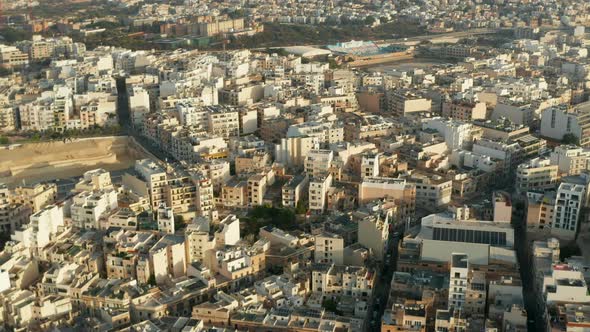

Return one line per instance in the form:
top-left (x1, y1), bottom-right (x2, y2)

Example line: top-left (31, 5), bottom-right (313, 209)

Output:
top-left (115, 76), bottom-right (176, 162)
top-left (366, 228), bottom-right (401, 332)
top-left (513, 204), bottom-right (547, 331)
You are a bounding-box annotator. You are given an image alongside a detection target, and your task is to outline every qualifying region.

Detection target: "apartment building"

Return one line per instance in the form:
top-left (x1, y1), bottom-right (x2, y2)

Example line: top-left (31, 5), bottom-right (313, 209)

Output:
top-left (247, 174), bottom-right (268, 207)
top-left (10, 183), bottom-right (57, 212)
top-left (448, 253), bottom-right (469, 310)
top-left (275, 136), bottom-right (320, 168)
top-left (550, 145), bottom-right (590, 176)
top-left (0, 106), bottom-right (17, 132)
top-left (149, 235), bottom-right (187, 284)
top-left (282, 174), bottom-right (309, 208)
top-left (74, 168), bottom-right (113, 192)
top-left (0, 185), bottom-right (31, 233)
top-left (314, 232), bottom-right (344, 265)
top-left (541, 102), bottom-right (590, 147)
top-left (185, 218), bottom-right (215, 265)
top-left (286, 121), bottom-right (344, 145)
top-left (0, 45), bottom-right (29, 68)
top-left (551, 182), bottom-right (586, 239)
top-left (442, 100), bottom-right (487, 121)
top-left (311, 264), bottom-right (375, 299)
top-left (305, 149), bottom-right (334, 178)
top-left (360, 153), bottom-right (380, 178)
top-left (409, 173), bottom-right (453, 211)
top-left (12, 205), bottom-right (65, 251)
top-left (358, 211), bottom-right (391, 261)
top-left (221, 178), bottom-right (248, 208)
top-left (388, 89), bottom-right (432, 117)
top-left (422, 117), bottom-right (474, 150)
top-left (516, 157), bottom-right (559, 194)
top-left (358, 177), bottom-right (416, 211)
top-left (70, 189), bottom-right (118, 230)
top-left (543, 264), bottom-right (590, 304)
top-left (309, 174), bottom-right (333, 214)
top-left (156, 205), bottom-right (175, 234)
top-left (235, 151), bottom-right (270, 174)
top-left (207, 106), bottom-right (240, 138)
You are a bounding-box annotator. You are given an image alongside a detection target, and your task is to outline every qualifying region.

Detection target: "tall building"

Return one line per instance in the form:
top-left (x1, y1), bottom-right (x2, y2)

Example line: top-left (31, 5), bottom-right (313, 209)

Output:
top-left (448, 253), bottom-right (469, 310)
top-left (314, 232), bottom-right (344, 265)
top-left (551, 182), bottom-right (586, 239)
top-left (541, 102), bottom-right (590, 147)
top-left (309, 174), bottom-right (333, 214)
top-left (516, 157), bottom-right (559, 194)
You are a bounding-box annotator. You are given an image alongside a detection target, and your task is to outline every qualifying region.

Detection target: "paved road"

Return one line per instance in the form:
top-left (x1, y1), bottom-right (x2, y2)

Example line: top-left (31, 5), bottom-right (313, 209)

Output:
top-left (366, 226), bottom-right (402, 331)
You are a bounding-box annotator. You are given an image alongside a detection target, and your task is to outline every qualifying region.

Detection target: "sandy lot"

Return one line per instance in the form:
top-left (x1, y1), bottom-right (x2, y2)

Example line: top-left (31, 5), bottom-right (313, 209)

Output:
top-left (0, 136), bottom-right (147, 186)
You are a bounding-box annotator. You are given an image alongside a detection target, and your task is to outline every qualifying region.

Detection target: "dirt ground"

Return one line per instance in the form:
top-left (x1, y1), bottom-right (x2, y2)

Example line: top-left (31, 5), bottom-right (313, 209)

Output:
top-left (0, 136), bottom-right (143, 186)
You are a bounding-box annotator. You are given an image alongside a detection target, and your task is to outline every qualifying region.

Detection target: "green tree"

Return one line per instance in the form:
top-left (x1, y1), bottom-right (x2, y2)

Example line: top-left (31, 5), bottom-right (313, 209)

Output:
top-left (0, 136), bottom-right (9, 145)
top-left (295, 200), bottom-right (307, 215)
top-left (562, 133), bottom-right (579, 145)
top-left (174, 215), bottom-right (186, 231)
top-left (365, 16), bottom-right (376, 26)
top-left (0, 28), bottom-right (31, 43)
top-left (322, 297), bottom-right (341, 314)
top-left (147, 274), bottom-right (157, 286)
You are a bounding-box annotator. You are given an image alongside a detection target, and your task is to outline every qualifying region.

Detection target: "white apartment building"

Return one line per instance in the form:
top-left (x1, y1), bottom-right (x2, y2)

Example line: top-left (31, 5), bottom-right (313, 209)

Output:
top-left (543, 264), bottom-right (590, 304)
top-left (128, 86), bottom-right (151, 127)
top-left (286, 121), bottom-right (344, 145)
top-left (309, 174), bottom-right (333, 214)
top-left (410, 174), bottom-right (453, 211)
top-left (70, 189), bottom-right (118, 229)
top-left (358, 177), bottom-right (416, 214)
top-left (149, 235), bottom-right (187, 284)
top-left (492, 101), bottom-right (534, 126)
top-left (472, 138), bottom-right (522, 170)
top-left (157, 205), bottom-right (175, 234)
top-left (361, 154), bottom-right (380, 178)
top-left (515, 157), bottom-right (559, 194)
top-left (422, 117), bottom-right (474, 150)
top-left (449, 253), bottom-right (469, 310)
top-left (551, 182), bottom-right (586, 239)
top-left (314, 232), bottom-right (344, 265)
top-left (207, 106), bottom-right (240, 138)
top-left (311, 264), bottom-right (375, 299)
top-left (541, 103), bottom-right (590, 148)
top-left (259, 226), bottom-right (299, 248)
top-left (215, 214), bottom-right (241, 247)
top-left (185, 217), bottom-right (215, 265)
top-left (282, 174), bottom-right (309, 208)
top-left (176, 101), bottom-right (208, 128)
top-left (275, 136), bottom-right (320, 168)
top-left (550, 145), bottom-right (590, 176)
top-left (305, 149), bottom-right (334, 178)
top-left (12, 205), bottom-right (64, 251)
top-left (0, 45), bottom-right (29, 68)
top-left (74, 168), bottom-right (113, 192)
top-left (358, 212), bottom-right (390, 261)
